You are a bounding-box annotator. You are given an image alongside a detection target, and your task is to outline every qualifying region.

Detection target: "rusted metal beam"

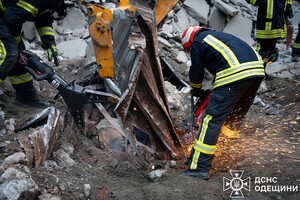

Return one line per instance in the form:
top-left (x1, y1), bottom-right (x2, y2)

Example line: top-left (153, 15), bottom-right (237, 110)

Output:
top-left (112, 5), bottom-right (183, 163)
top-left (17, 107), bottom-right (61, 168)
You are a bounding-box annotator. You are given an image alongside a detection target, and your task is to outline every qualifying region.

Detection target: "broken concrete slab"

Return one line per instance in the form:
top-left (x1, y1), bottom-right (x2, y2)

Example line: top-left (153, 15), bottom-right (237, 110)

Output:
top-left (159, 23), bottom-right (174, 38)
top-left (38, 193), bottom-right (61, 200)
top-left (148, 169), bottom-right (166, 179)
top-left (2, 152), bottom-right (28, 166)
top-left (165, 81), bottom-right (185, 110)
top-left (4, 118), bottom-right (15, 135)
top-left (22, 22), bottom-right (37, 41)
top-left (276, 70), bottom-right (295, 79)
top-left (230, 0), bottom-right (253, 12)
top-left (183, 0), bottom-right (210, 25)
top-left (53, 149), bottom-right (75, 168)
top-left (176, 51), bottom-right (188, 63)
top-left (214, 0), bottom-right (239, 16)
top-left (223, 14), bottom-right (255, 46)
top-left (61, 7), bottom-right (87, 30)
top-left (85, 39), bottom-right (95, 58)
top-left (0, 167), bottom-right (39, 200)
top-left (173, 8), bottom-right (198, 36)
top-left (208, 6), bottom-right (226, 32)
top-left (57, 39), bottom-right (88, 59)
top-left (158, 36), bottom-right (174, 48)
top-left (265, 62), bottom-right (289, 75)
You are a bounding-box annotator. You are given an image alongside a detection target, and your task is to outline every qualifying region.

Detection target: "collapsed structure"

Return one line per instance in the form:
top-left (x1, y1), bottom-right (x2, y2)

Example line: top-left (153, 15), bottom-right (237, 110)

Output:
top-left (87, 1), bottom-right (185, 168)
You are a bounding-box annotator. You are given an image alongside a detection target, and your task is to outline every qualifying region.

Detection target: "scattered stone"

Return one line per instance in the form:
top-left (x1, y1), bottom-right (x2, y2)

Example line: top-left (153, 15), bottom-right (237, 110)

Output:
top-left (253, 96), bottom-right (266, 107)
top-left (223, 14), bottom-right (255, 46)
top-left (257, 81), bottom-right (268, 94)
top-left (2, 152), bottom-right (28, 165)
top-left (38, 193), bottom-right (61, 200)
top-left (83, 184), bottom-right (91, 197)
top-left (60, 142), bottom-right (74, 157)
top-left (88, 185), bottom-right (110, 200)
top-left (170, 160), bottom-right (177, 168)
top-left (265, 62), bottom-right (289, 75)
top-left (53, 149), bottom-right (75, 168)
top-left (22, 22), bottom-right (37, 41)
top-left (0, 167), bottom-right (39, 200)
top-left (265, 104), bottom-right (282, 115)
top-left (176, 51), bottom-right (189, 63)
top-left (148, 169), bottom-right (167, 179)
top-left (44, 160), bottom-right (59, 171)
top-left (71, 69), bottom-right (78, 75)
top-left (158, 36), bottom-right (173, 48)
top-left (4, 118), bottom-right (15, 134)
top-left (58, 182), bottom-right (66, 191)
top-left (0, 142), bottom-right (7, 148)
top-left (61, 7), bottom-right (86, 30)
top-left (183, 0), bottom-right (210, 25)
top-left (109, 159), bottom-right (118, 168)
top-left (57, 39), bottom-right (87, 59)
top-left (214, 0), bottom-right (239, 16)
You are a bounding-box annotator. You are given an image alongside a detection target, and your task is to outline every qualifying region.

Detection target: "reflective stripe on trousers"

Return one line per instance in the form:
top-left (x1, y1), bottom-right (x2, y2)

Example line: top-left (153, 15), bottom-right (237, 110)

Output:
top-left (9, 72), bottom-right (32, 85)
top-left (0, 40), bottom-right (6, 65)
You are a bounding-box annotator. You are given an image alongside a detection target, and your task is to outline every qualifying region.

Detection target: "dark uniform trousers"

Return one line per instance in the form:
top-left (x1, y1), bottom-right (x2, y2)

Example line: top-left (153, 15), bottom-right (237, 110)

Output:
top-left (0, 12), bottom-right (31, 83)
top-left (187, 77), bottom-right (264, 172)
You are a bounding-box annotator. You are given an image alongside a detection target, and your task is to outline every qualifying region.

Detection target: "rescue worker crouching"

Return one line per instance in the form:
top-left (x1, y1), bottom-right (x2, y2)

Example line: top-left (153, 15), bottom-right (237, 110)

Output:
top-left (0, 0), bottom-right (66, 108)
top-left (180, 26), bottom-right (265, 179)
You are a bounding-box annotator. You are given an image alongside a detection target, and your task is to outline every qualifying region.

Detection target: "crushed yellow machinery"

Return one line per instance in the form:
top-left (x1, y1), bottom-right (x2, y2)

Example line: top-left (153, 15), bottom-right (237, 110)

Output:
top-left (87, 0), bottom-right (178, 79)
top-left (86, 0), bottom-right (185, 168)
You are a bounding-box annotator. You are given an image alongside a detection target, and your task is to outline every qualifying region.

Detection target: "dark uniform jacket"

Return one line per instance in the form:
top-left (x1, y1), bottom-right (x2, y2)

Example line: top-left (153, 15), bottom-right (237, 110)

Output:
top-left (189, 29), bottom-right (265, 89)
top-left (0, 0), bottom-right (60, 48)
top-left (247, 0), bottom-right (293, 39)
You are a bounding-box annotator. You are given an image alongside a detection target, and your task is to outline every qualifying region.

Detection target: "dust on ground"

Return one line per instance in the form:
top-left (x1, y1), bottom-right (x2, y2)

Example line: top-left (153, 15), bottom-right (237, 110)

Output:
top-left (0, 58), bottom-right (299, 200)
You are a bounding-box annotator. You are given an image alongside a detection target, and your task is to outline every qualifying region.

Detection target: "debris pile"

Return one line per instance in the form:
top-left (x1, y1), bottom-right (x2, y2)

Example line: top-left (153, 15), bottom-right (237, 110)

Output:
top-left (0, 1), bottom-right (300, 199)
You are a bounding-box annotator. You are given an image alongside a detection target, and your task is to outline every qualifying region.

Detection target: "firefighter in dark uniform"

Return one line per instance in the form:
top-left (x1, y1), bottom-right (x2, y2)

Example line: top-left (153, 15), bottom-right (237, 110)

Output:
top-left (180, 26), bottom-right (265, 179)
top-left (0, 0), bottom-right (65, 107)
top-left (292, 22), bottom-right (300, 62)
top-left (247, 0), bottom-right (293, 64)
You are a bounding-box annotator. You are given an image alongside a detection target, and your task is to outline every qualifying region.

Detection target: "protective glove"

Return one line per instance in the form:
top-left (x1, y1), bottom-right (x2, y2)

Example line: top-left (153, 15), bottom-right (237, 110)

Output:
top-left (191, 88), bottom-right (205, 97)
top-left (47, 44), bottom-right (60, 66)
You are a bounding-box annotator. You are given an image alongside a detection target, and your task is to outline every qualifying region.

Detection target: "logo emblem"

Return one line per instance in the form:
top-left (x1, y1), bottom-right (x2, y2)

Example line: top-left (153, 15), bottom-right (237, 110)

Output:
top-left (223, 170), bottom-right (251, 198)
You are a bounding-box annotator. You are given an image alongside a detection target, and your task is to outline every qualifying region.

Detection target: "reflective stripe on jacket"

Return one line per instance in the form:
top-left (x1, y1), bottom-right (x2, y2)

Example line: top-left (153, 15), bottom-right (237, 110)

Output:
top-left (1, 0), bottom-right (55, 47)
top-left (0, 0), bottom-right (5, 12)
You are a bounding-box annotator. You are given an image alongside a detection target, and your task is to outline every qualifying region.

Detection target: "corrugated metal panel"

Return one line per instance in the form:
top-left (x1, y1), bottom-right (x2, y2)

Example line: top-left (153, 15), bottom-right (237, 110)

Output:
top-left (112, 6), bottom-right (182, 164)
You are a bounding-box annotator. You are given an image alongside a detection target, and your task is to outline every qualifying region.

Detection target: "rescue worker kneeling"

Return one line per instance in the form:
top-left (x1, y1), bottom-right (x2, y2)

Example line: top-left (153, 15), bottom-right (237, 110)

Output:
top-left (0, 0), bottom-right (65, 108)
top-left (180, 26), bottom-right (265, 179)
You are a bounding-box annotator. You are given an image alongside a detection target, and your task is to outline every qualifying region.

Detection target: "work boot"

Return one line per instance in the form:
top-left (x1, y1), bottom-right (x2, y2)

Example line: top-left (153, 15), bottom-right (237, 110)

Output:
top-left (268, 48), bottom-right (279, 63)
top-left (180, 169), bottom-right (209, 180)
top-left (13, 81), bottom-right (48, 108)
top-left (291, 47), bottom-right (300, 62)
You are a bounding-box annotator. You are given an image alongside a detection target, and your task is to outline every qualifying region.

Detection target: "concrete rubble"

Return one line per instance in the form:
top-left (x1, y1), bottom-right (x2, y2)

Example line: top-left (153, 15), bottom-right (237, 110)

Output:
top-left (1, 0), bottom-right (300, 198)
top-left (0, 167), bottom-right (39, 200)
